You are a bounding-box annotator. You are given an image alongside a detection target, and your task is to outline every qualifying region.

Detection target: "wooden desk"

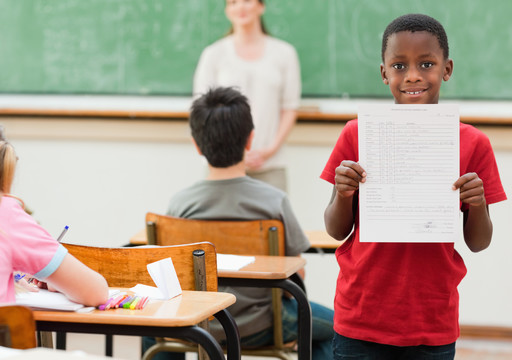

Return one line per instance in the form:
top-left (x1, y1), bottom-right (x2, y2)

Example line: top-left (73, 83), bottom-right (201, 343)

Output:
top-left (218, 255), bottom-right (311, 360)
top-left (129, 228), bottom-right (343, 253)
top-left (126, 233), bottom-right (315, 359)
top-left (34, 290), bottom-right (239, 360)
top-left (129, 228), bottom-right (147, 246)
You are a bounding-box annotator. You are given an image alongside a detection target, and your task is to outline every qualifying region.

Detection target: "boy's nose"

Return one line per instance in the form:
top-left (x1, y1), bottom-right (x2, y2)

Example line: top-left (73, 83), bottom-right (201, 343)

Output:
top-left (405, 67), bottom-right (422, 82)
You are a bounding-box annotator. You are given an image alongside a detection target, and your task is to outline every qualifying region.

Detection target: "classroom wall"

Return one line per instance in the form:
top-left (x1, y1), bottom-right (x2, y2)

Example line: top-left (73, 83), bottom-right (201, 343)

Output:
top-left (4, 119), bottom-right (512, 329)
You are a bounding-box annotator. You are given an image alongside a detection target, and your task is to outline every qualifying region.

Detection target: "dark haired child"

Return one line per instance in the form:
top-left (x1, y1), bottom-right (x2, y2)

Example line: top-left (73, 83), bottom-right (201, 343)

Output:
top-left (321, 13), bottom-right (507, 359)
top-left (143, 86), bottom-right (334, 360)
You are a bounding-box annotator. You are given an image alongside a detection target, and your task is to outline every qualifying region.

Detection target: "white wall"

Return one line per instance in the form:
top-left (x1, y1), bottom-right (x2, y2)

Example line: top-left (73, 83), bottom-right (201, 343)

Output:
top-left (4, 119), bottom-right (512, 328)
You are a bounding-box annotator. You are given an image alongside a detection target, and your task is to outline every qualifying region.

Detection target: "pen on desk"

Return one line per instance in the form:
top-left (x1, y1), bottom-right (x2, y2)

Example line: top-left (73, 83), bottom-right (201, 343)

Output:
top-left (14, 273), bottom-right (26, 282)
top-left (56, 225), bottom-right (69, 242)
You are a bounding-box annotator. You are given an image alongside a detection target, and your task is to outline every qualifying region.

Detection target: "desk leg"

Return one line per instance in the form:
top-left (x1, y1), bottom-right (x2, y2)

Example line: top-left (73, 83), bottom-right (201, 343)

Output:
top-left (214, 309), bottom-right (240, 360)
top-left (219, 278), bottom-right (312, 360)
top-left (105, 334), bottom-right (113, 356)
top-left (38, 322), bottom-right (227, 360)
top-left (56, 332), bottom-right (66, 349)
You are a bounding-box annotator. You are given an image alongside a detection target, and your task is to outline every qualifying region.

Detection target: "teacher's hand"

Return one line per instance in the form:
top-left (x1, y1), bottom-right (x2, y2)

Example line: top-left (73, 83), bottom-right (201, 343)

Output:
top-left (245, 149), bottom-right (268, 171)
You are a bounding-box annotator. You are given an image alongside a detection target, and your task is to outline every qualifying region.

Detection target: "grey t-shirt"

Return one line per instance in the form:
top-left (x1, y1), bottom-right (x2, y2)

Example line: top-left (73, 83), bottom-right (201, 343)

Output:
top-left (167, 176), bottom-right (310, 339)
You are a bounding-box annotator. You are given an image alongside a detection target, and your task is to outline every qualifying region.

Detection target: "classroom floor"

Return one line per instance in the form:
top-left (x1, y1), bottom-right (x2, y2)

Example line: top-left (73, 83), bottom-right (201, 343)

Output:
top-left (64, 333), bottom-right (512, 360)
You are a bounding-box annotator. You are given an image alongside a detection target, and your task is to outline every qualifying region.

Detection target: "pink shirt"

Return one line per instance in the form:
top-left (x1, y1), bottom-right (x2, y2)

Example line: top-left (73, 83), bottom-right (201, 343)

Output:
top-left (0, 196), bottom-right (67, 303)
top-left (321, 120), bottom-right (507, 346)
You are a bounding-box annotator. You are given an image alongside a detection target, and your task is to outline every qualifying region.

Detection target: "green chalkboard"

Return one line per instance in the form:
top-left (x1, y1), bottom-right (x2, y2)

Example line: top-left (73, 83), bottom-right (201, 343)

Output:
top-left (0, 0), bottom-right (511, 99)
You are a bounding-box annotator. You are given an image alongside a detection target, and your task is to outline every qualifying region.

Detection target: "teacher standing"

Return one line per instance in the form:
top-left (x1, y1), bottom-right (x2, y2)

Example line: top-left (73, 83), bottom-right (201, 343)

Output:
top-left (193, 0), bottom-right (301, 192)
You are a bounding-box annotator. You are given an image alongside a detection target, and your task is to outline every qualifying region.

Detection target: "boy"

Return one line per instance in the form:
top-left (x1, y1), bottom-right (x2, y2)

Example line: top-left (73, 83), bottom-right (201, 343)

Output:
top-left (144, 86), bottom-right (334, 360)
top-left (321, 14), bottom-right (507, 359)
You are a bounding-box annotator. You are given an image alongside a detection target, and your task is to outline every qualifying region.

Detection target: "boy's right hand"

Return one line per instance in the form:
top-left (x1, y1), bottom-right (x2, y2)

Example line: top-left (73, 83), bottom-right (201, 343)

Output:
top-left (335, 160), bottom-right (367, 198)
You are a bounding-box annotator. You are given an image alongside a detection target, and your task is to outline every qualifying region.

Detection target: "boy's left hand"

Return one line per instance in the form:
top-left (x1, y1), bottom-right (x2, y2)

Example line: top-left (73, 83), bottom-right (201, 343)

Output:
top-left (452, 172), bottom-right (486, 207)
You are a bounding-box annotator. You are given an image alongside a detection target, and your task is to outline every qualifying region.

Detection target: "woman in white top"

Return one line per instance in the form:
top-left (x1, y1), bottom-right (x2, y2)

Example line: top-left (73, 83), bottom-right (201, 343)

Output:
top-left (193, 0), bottom-right (301, 191)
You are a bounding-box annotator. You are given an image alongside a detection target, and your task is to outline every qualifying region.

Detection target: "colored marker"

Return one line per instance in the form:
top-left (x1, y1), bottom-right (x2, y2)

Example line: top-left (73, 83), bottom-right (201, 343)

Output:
top-left (106, 294), bottom-right (124, 310)
top-left (123, 297), bottom-right (136, 309)
top-left (130, 296), bottom-right (141, 310)
top-left (98, 298), bottom-right (113, 311)
top-left (136, 296), bottom-right (147, 310)
top-left (114, 295), bottom-right (128, 308)
top-left (109, 294), bottom-right (126, 309)
top-left (56, 225), bottom-right (69, 242)
top-left (139, 296), bottom-right (150, 310)
top-left (103, 298), bottom-right (115, 311)
top-left (118, 296), bottom-right (133, 308)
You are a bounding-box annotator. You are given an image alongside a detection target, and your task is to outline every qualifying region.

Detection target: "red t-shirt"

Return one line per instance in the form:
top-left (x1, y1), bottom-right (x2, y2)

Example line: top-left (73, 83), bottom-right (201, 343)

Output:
top-left (320, 120), bottom-right (507, 346)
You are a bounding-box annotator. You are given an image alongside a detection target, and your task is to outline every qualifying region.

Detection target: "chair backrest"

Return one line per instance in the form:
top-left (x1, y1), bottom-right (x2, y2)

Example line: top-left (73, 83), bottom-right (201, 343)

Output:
top-left (145, 213), bottom-right (293, 353)
top-left (145, 213), bottom-right (286, 256)
top-left (0, 305), bottom-right (37, 349)
top-left (62, 242), bottom-right (218, 292)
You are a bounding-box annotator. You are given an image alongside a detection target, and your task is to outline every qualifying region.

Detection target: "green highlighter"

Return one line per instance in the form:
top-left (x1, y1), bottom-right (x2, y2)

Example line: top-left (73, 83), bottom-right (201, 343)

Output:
top-left (123, 296), bottom-right (136, 309)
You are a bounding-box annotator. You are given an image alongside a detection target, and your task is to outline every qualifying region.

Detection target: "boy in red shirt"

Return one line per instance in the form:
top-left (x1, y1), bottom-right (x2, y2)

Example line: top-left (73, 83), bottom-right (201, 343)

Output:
top-left (321, 13), bottom-right (507, 359)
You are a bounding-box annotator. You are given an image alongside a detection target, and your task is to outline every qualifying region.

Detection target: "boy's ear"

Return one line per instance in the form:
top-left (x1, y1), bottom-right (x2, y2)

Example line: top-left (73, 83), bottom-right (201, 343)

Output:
top-left (380, 64), bottom-right (389, 85)
top-left (245, 130), bottom-right (255, 151)
top-left (443, 59), bottom-right (454, 81)
top-left (191, 137), bottom-right (203, 156)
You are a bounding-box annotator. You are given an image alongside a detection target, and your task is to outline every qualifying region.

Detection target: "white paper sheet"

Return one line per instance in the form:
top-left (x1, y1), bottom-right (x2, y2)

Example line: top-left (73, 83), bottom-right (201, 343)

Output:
top-left (145, 257), bottom-right (182, 299)
top-left (216, 254), bottom-right (255, 271)
top-left (15, 289), bottom-right (84, 311)
top-left (358, 104), bottom-right (461, 243)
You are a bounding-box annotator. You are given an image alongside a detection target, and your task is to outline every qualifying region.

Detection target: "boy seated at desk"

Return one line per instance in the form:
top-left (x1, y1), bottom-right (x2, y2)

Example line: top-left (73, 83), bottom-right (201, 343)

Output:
top-left (143, 87), bottom-right (334, 360)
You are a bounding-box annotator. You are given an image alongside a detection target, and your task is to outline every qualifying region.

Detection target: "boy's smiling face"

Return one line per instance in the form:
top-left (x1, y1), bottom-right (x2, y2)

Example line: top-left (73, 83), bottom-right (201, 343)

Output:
top-left (380, 31), bottom-right (453, 104)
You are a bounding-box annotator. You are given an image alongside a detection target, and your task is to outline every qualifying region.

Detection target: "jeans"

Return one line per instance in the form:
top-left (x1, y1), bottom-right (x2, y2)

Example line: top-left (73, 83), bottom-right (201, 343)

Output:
top-left (333, 333), bottom-right (456, 360)
top-left (142, 297), bottom-right (335, 360)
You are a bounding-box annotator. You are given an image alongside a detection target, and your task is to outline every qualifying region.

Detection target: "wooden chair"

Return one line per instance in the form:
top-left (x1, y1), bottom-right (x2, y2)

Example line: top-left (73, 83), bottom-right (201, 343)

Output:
top-left (0, 305), bottom-right (37, 349)
top-left (145, 212), bottom-right (296, 360)
top-left (62, 241), bottom-right (237, 360)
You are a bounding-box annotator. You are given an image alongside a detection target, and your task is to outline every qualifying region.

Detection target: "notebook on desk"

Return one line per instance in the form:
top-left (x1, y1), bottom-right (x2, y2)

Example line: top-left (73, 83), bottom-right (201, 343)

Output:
top-left (16, 289), bottom-right (84, 311)
top-left (15, 289), bottom-right (119, 312)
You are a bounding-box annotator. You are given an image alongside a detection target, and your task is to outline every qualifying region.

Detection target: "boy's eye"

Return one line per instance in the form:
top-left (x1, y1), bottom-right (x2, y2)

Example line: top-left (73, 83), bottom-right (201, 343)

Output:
top-left (421, 62), bottom-right (434, 69)
top-left (392, 64), bottom-right (405, 70)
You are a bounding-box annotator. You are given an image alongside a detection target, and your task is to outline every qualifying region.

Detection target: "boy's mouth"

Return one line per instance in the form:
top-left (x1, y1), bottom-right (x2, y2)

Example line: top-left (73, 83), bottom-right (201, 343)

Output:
top-left (402, 88), bottom-right (426, 95)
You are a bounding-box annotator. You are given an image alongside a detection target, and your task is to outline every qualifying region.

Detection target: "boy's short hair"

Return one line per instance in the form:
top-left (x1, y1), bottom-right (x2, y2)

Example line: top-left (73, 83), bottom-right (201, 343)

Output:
top-left (189, 86), bottom-right (254, 168)
top-left (381, 13), bottom-right (449, 61)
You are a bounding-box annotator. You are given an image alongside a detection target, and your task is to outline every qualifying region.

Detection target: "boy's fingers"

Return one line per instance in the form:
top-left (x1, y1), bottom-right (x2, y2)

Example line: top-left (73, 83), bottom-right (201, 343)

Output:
top-left (459, 186), bottom-right (485, 200)
top-left (338, 161), bottom-right (367, 180)
top-left (452, 172), bottom-right (478, 190)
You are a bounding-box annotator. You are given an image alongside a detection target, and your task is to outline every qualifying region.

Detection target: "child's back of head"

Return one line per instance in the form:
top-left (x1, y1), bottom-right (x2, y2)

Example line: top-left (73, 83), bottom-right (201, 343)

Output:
top-left (190, 86), bottom-right (254, 168)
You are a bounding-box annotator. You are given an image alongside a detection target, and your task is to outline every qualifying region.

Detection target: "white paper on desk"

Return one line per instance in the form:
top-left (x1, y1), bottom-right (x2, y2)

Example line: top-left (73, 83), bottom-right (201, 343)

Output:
top-left (358, 104), bottom-right (461, 243)
top-left (144, 257), bottom-right (182, 300)
top-left (217, 254), bottom-right (255, 271)
top-left (15, 289), bottom-right (84, 311)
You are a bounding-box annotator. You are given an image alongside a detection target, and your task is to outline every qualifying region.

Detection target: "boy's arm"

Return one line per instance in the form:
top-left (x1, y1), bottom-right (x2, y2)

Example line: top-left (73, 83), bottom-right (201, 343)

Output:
top-left (454, 172), bottom-right (493, 252)
top-left (324, 160), bottom-right (366, 241)
top-left (324, 187), bottom-right (357, 240)
top-left (462, 204), bottom-right (492, 252)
